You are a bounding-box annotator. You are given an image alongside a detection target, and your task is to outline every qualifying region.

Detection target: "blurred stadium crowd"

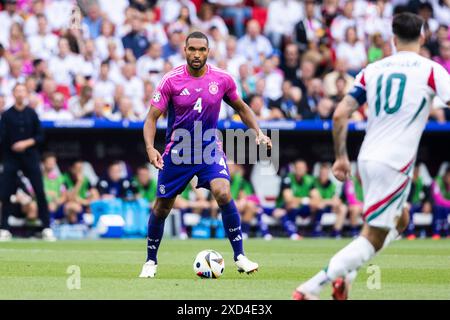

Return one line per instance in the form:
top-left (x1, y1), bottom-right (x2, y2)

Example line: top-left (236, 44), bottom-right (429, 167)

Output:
top-left (0, 0), bottom-right (450, 240)
top-left (0, 0), bottom-right (449, 122)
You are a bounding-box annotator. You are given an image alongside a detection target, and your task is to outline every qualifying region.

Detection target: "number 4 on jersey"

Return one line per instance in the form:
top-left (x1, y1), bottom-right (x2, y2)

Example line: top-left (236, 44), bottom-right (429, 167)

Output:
top-left (193, 98), bottom-right (202, 113)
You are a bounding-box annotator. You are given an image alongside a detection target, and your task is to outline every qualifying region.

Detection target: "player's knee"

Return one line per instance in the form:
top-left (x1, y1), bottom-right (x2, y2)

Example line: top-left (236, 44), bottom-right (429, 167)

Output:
top-left (153, 203), bottom-right (172, 219)
top-left (214, 190), bottom-right (232, 206)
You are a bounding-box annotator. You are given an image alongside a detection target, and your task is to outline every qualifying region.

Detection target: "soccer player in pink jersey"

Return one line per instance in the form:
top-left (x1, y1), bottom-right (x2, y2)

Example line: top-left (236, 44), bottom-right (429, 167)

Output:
top-left (139, 31), bottom-right (272, 278)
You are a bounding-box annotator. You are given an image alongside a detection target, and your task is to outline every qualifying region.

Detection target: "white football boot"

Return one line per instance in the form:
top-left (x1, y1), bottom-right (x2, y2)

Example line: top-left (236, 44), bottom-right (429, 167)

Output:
top-left (139, 260), bottom-right (157, 278)
top-left (235, 254), bottom-right (258, 274)
top-left (42, 228), bottom-right (57, 242)
top-left (0, 229), bottom-right (12, 242)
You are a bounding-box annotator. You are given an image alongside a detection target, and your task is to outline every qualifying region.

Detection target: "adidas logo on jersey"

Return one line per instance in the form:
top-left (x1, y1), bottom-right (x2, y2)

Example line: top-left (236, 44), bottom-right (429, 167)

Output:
top-left (220, 169), bottom-right (228, 176)
top-left (180, 88), bottom-right (190, 96)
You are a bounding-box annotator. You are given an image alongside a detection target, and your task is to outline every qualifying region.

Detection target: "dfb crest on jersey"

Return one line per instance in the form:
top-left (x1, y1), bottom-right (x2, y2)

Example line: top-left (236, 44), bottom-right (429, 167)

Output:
top-left (159, 184), bottom-right (165, 194)
top-left (208, 82), bottom-right (219, 95)
top-left (153, 91), bottom-right (161, 103)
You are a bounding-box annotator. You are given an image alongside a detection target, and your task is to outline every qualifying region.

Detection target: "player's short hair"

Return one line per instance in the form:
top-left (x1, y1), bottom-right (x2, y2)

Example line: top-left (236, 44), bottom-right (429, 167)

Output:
top-left (392, 12), bottom-right (424, 43)
top-left (185, 31), bottom-right (209, 47)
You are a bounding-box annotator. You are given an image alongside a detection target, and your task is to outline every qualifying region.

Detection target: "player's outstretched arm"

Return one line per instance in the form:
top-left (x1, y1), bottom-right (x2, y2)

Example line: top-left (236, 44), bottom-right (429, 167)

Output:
top-left (143, 106), bottom-right (164, 170)
top-left (332, 95), bottom-right (359, 182)
top-left (226, 97), bottom-right (272, 149)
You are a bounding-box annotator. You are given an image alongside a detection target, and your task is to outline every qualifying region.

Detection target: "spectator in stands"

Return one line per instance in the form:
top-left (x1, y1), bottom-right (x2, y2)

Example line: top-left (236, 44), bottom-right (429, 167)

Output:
top-left (310, 162), bottom-right (347, 238)
top-left (119, 62), bottom-right (145, 116)
top-left (110, 96), bottom-right (140, 121)
top-left (160, 0), bottom-right (198, 26)
top-left (63, 160), bottom-right (99, 224)
top-left (367, 33), bottom-right (384, 63)
top-left (302, 78), bottom-right (324, 119)
top-left (433, 40), bottom-right (450, 73)
top-left (166, 5), bottom-right (192, 39)
top-left (343, 169), bottom-right (364, 238)
top-left (68, 84), bottom-right (94, 119)
top-left (280, 159), bottom-right (316, 240)
top-left (7, 21), bottom-right (26, 58)
top-left (248, 94), bottom-right (276, 121)
top-left (330, 76), bottom-right (347, 103)
top-left (121, 10), bottom-right (149, 60)
top-left (80, 39), bottom-right (100, 80)
top-left (330, 0), bottom-right (360, 43)
top-left (82, 3), bottom-right (103, 40)
top-left (24, 0), bottom-right (46, 37)
top-left (223, 36), bottom-right (246, 78)
top-left (3, 58), bottom-right (25, 98)
top-left (323, 59), bottom-right (354, 99)
top-left (237, 63), bottom-right (256, 102)
top-left (293, 0), bottom-right (324, 53)
top-left (314, 97), bottom-right (334, 120)
top-left (211, 0), bottom-right (252, 38)
top-left (431, 167), bottom-right (450, 239)
top-left (97, 161), bottom-right (136, 200)
top-left (196, 3), bottom-right (229, 38)
top-left (95, 20), bottom-right (125, 62)
top-left (265, 0), bottom-right (303, 48)
top-left (162, 29), bottom-right (183, 60)
top-left (404, 165), bottom-right (432, 240)
top-left (40, 92), bottom-right (73, 121)
top-left (237, 19), bottom-right (273, 66)
top-left (0, 0), bottom-right (24, 48)
top-left (335, 26), bottom-right (367, 76)
top-left (430, 0), bottom-right (450, 27)
top-left (173, 180), bottom-right (211, 240)
top-left (280, 43), bottom-right (300, 86)
top-left (93, 61), bottom-right (115, 103)
top-left (136, 42), bottom-right (164, 80)
top-left (270, 80), bottom-right (302, 120)
top-left (42, 152), bottom-right (66, 222)
top-left (258, 58), bottom-right (283, 102)
top-left (28, 14), bottom-right (58, 61)
top-left (48, 37), bottom-right (79, 87)
top-left (84, 97), bottom-right (110, 120)
top-left (133, 165), bottom-right (157, 204)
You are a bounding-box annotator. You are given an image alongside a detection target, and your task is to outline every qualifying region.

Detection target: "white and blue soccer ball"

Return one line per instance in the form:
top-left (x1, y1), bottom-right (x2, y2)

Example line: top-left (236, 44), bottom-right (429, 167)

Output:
top-left (193, 250), bottom-right (225, 279)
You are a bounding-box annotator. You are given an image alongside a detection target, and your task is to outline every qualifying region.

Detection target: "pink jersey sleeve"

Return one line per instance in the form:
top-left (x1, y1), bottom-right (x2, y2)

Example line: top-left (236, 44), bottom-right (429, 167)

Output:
top-left (151, 77), bottom-right (172, 113)
top-left (224, 74), bottom-right (239, 102)
top-left (431, 182), bottom-right (450, 208)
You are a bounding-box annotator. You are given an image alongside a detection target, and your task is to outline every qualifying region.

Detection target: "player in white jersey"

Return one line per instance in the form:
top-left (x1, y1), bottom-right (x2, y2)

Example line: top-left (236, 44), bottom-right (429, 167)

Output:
top-left (293, 12), bottom-right (450, 300)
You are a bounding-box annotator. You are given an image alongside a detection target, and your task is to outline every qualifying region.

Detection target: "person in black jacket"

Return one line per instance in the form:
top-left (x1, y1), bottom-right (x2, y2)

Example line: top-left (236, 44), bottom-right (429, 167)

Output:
top-left (0, 83), bottom-right (55, 241)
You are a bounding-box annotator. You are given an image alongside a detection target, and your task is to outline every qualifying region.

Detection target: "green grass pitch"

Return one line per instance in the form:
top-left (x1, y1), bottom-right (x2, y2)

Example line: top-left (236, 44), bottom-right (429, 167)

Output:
top-left (0, 238), bottom-right (449, 300)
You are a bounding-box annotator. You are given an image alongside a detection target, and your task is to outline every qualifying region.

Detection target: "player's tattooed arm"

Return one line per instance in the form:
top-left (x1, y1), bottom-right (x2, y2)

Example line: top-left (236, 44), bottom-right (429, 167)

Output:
top-left (332, 95), bottom-right (359, 181)
top-left (143, 106), bottom-right (164, 169)
top-left (225, 97), bottom-right (272, 149)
